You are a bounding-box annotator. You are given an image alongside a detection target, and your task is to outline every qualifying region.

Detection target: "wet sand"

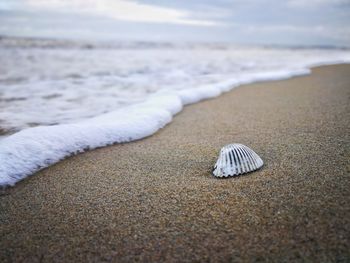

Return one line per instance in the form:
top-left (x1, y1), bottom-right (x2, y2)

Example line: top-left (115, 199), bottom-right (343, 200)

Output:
top-left (1, 64), bottom-right (350, 262)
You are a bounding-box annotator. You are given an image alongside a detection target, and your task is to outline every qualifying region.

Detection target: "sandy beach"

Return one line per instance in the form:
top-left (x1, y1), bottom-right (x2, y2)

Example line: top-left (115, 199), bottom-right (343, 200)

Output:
top-left (1, 64), bottom-right (349, 262)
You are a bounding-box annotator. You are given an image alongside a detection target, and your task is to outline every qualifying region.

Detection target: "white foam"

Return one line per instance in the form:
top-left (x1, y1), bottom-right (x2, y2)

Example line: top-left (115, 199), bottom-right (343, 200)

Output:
top-left (0, 104), bottom-right (173, 186)
top-left (1, 44), bottom-right (350, 186)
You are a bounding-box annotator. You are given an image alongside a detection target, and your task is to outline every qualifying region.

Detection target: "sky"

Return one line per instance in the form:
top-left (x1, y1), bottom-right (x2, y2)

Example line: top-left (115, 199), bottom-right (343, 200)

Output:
top-left (0, 0), bottom-right (350, 46)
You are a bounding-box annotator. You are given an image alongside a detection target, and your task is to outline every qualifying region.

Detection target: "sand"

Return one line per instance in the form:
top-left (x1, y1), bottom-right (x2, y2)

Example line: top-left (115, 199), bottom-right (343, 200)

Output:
top-left (1, 64), bottom-right (350, 262)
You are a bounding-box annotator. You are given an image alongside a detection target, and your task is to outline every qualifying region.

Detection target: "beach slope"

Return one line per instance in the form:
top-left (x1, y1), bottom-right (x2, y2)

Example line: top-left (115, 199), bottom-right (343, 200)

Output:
top-left (1, 64), bottom-right (350, 262)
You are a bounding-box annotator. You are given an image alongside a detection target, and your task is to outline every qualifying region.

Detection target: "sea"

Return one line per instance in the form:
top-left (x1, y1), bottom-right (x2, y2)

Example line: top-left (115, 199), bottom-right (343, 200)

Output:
top-left (1, 36), bottom-right (350, 185)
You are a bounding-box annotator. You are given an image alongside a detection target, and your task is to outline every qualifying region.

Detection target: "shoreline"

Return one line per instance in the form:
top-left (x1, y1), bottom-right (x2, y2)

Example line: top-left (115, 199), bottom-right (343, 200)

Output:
top-left (1, 64), bottom-right (350, 262)
top-left (1, 62), bottom-right (349, 186)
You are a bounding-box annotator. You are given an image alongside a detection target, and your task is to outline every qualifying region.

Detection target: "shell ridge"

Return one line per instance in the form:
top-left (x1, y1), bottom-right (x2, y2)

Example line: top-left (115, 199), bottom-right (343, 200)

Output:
top-left (236, 147), bottom-right (247, 174)
top-left (228, 150), bottom-right (235, 175)
top-left (232, 147), bottom-right (241, 175)
top-left (246, 147), bottom-right (259, 168)
top-left (241, 147), bottom-right (253, 171)
top-left (216, 151), bottom-right (224, 177)
top-left (251, 148), bottom-right (263, 168)
top-left (243, 147), bottom-right (257, 170)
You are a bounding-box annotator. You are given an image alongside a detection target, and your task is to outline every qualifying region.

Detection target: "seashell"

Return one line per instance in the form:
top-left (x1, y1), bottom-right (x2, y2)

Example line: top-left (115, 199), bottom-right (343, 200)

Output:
top-left (213, 143), bottom-right (263, 178)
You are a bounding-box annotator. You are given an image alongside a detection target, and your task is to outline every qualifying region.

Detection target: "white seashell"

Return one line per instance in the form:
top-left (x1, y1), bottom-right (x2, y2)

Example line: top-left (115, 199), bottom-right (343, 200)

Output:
top-left (213, 143), bottom-right (263, 178)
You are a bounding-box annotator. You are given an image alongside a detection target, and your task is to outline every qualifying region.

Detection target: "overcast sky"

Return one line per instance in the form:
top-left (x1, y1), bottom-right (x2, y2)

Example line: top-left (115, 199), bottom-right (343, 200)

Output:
top-left (1, 0), bottom-right (350, 46)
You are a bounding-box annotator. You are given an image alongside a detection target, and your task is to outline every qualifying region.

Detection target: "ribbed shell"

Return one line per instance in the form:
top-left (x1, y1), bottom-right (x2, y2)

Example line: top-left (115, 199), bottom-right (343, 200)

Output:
top-left (213, 144), bottom-right (263, 178)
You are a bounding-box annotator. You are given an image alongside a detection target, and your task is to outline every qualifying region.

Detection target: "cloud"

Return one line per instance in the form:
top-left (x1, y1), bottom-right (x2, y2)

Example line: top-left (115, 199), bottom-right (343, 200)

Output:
top-left (287, 0), bottom-right (350, 8)
top-left (1, 0), bottom-right (349, 45)
top-left (24, 0), bottom-right (220, 26)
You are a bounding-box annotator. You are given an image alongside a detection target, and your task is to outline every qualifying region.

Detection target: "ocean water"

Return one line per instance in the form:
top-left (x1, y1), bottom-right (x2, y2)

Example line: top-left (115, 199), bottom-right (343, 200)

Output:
top-left (1, 37), bottom-right (350, 186)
